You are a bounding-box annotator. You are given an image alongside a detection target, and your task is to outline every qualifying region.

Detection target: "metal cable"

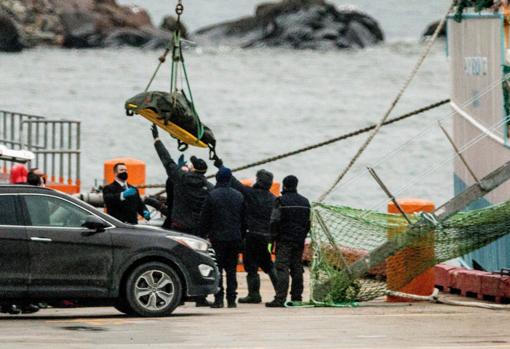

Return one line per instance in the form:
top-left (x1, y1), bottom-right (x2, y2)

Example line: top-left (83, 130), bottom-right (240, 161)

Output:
top-left (139, 99), bottom-right (449, 190)
top-left (215, 99), bottom-right (450, 178)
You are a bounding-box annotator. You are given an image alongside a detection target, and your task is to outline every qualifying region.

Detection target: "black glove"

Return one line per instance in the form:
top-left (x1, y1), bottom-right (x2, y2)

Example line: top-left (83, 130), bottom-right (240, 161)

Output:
top-left (151, 124), bottom-right (159, 139)
top-left (213, 157), bottom-right (223, 168)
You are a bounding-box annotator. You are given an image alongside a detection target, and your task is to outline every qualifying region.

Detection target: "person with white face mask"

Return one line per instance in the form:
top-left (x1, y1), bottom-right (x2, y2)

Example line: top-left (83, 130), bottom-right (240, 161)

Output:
top-left (103, 162), bottom-right (150, 224)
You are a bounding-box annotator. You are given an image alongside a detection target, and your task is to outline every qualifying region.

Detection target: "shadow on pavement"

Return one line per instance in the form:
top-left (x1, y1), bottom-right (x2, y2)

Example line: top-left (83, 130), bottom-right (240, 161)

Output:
top-left (0, 312), bottom-right (212, 321)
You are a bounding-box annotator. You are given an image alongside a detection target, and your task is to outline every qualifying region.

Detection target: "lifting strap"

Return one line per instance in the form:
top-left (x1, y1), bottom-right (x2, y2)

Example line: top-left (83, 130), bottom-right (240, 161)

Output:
top-left (144, 0), bottom-right (211, 153)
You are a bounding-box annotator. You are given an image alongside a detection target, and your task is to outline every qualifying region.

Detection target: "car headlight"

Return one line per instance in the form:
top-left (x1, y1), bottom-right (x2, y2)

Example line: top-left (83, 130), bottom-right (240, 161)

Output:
top-left (166, 235), bottom-right (209, 252)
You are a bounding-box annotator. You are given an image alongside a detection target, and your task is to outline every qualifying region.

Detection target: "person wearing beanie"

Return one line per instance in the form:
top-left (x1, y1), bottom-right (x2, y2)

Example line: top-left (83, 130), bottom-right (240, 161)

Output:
top-left (199, 166), bottom-right (244, 308)
top-left (152, 125), bottom-right (214, 307)
top-left (266, 175), bottom-right (311, 308)
top-left (214, 158), bottom-right (279, 304)
top-left (151, 124), bottom-right (213, 235)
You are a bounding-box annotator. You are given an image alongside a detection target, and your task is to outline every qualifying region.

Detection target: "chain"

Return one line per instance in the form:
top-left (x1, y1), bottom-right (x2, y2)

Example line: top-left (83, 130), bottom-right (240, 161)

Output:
top-left (176, 0), bottom-right (184, 18)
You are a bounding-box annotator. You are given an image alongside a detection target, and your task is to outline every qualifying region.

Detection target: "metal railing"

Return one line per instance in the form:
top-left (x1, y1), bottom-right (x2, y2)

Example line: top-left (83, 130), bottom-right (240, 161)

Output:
top-left (0, 110), bottom-right (81, 188)
top-left (0, 110), bottom-right (44, 150)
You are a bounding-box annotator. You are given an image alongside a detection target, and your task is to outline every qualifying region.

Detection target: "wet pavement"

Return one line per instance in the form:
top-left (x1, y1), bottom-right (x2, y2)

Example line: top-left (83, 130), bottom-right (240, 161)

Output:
top-left (1, 270), bottom-right (509, 349)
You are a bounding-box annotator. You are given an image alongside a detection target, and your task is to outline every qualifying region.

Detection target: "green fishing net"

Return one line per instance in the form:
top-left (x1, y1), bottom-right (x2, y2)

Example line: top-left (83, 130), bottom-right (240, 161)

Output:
top-left (310, 200), bottom-right (510, 305)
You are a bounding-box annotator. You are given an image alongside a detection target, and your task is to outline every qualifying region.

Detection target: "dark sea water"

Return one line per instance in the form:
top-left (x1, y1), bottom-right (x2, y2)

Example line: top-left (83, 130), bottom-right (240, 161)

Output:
top-left (0, 1), bottom-right (455, 209)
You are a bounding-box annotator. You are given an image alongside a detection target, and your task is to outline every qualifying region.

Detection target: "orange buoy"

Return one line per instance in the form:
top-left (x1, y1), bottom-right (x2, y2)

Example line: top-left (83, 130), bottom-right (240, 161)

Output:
top-left (104, 158), bottom-right (146, 195)
top-left (386, 198), bottom-right (436, 302)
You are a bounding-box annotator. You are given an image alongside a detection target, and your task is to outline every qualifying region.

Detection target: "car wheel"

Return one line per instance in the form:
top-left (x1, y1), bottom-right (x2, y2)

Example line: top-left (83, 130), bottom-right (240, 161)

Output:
top-left (125, 262), bottom-right (182, 317)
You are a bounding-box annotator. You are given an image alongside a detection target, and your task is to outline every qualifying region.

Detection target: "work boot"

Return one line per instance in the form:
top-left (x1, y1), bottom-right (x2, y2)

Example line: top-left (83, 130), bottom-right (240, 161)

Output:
top-left (268, 268), bottom-right (279, 291)
top-left (238, 273), bottom-right (262, 304)
top-left (195, 297), bottom-right (211, 307)
top-left (210, 298), bottom-right (224, 309)
top-left (21, 304), bottom-right (40, 314)
top-left (265, 299), bottom-right (285, 308)
top-left (6, 304), bottom-right (22, 315)
top-left (227, 299), bottom-right (237, 308)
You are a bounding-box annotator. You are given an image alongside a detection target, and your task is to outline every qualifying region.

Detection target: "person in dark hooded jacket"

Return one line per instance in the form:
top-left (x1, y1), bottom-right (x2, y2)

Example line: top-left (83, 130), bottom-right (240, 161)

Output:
top-left (214, 158), bottom-right (278, 304)
top-left (199, 167), bottom-right (244, 308)
top-left (152, 125), bottom-right (213, 235)
top-left (266, 175), bottom-right (311, 308)
top-left (152, 125), bottom-right (213, 307)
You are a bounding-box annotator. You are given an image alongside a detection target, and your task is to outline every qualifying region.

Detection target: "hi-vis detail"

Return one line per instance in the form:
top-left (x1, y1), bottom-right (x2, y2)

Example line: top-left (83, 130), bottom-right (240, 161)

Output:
top-left (464, 56), bottom-right (488, 76)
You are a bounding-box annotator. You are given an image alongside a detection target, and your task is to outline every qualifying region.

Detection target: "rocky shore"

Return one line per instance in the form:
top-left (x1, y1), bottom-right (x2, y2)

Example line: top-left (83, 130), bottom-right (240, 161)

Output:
top-left (0, 0), bottom-right (185, 51)
top-left (194, 0), bottom-right (384, 49)
top-left (0, 0), bottom-right (385, 52)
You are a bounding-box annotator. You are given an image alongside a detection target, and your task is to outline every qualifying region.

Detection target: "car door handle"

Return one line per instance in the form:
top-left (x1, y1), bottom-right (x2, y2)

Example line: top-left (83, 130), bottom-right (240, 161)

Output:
top-left (30, 237), bottom-right (52, 242)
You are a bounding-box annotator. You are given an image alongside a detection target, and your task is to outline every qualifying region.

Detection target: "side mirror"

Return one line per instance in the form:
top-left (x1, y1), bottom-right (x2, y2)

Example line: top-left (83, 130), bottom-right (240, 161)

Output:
top-left (82, 215), bottom-right (107, 234)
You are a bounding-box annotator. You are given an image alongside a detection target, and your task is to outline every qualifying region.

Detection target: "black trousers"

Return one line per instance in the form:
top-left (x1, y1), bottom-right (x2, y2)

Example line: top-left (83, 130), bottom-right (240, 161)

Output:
top-left (274, 241), bottom-right (304, 302)
top-left (244, 235), bottom-right (274, 274)
top-left (211, 240), bottom-right (241, 301)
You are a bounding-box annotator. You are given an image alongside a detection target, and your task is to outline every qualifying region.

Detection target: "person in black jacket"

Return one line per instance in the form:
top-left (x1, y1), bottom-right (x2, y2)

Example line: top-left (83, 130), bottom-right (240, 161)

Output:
top-left (144, 155), bottom-right (186, 229)
top-left (103, 163), bottom-right (150, 224)
top-left (151, 125), bottom-right (212, 235)
top-left (152, 125), bottom-right (212, 307)
top-left (214, 158), bottom-right (278, 303)
top-left (266, 175), bottom-right (311, 308)
top-left (199, 167), bottom-right (244, 308)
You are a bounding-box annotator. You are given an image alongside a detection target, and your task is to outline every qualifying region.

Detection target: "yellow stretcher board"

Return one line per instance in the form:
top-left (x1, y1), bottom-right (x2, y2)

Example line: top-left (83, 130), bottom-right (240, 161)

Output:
top-left (128, 104), bottom-right (208, 148)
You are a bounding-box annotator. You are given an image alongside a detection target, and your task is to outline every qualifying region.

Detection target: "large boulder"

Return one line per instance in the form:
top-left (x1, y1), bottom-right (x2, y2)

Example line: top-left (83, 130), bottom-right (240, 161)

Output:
top-left (0, 10), bottom-right (25, 52)
top-left (60, 10), bottom-right (102, 48)
top-left (193, 0), bottom-right (384, 49)
top-left (160, 15), bottom-right (188, 39)
top-left (421, 20), bottom-right (446, 39)
top-left (0, 0), bottom-right (175, 50)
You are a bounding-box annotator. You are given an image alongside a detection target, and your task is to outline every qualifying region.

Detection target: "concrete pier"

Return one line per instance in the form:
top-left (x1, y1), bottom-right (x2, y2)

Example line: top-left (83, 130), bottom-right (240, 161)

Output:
top-left (1, 270), bottom-right (509, 349)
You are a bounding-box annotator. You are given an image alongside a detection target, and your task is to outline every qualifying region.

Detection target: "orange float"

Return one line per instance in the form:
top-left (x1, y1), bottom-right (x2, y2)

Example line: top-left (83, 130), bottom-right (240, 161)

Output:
top-left (386, 198), bottom-right (436, 302)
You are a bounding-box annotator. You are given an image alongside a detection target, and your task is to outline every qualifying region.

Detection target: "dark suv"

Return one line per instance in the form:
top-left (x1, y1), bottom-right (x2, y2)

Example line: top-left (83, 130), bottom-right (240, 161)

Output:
top-left (0, 185), bottom-right (219, 317)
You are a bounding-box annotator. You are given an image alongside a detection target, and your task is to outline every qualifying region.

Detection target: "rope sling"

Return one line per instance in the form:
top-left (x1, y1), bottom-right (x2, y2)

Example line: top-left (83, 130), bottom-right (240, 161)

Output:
top-left (125, 0), bottom-right (217, 159)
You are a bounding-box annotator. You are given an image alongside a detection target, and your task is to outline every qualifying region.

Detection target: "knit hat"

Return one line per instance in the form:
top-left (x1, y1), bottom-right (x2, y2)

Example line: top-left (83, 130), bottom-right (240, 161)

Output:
top-left (282, 175), bottom-right (298, 190)
top-left (255, 169), bottom-right (273, 190)
top-left (216, 166), bottom-right (232, 184)
top-left (190, 156), bottom-right (207, 174)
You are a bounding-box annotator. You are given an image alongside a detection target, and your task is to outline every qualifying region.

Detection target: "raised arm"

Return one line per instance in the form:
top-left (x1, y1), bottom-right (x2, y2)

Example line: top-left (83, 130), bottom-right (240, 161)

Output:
top-left (152, 125), bottom-right (181, 183)
top-left (213, 157), bottom-right (248, 195)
